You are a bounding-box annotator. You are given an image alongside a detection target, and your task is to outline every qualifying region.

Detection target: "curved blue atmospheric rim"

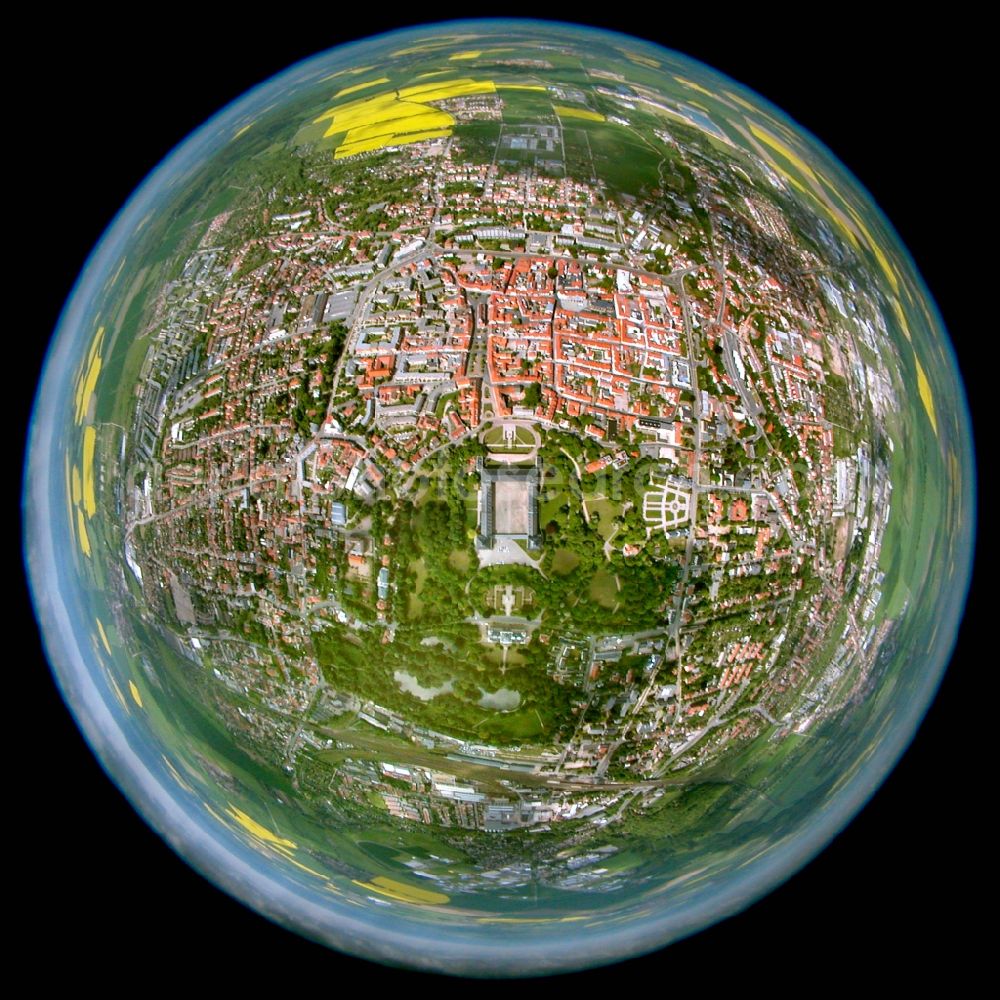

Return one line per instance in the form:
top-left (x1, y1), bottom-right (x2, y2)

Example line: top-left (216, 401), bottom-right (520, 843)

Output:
top-left (24, 17), bottom-right (977, 977)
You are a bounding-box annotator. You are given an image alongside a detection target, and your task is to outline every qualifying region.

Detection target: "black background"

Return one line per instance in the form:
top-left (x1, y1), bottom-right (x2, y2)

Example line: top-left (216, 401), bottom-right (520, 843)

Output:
top-left (23, 15), bottom-right (979, 985)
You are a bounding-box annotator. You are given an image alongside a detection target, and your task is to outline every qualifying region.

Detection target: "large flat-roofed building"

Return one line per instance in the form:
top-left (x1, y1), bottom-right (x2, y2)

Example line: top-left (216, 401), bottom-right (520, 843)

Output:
top-left (494, 478), bottom-right (531, 535)
top-left (476, 459), bottom-right (541, 551)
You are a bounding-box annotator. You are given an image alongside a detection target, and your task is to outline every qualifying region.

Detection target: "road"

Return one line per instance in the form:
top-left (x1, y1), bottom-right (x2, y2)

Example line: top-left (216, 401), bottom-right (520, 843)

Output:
top-left (600, 269), bottom-right (710, 780)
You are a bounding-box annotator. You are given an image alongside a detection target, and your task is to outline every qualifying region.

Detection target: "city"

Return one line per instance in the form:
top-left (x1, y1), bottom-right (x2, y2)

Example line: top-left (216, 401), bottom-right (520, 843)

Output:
top-left (114, 93), bottom-right (899, 843)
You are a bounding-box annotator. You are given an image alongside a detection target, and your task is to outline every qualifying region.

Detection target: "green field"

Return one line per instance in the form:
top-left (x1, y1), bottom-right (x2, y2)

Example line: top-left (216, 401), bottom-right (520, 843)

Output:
top-left (586, 496), bottom-right (623, 540)
top-left (878, 419), bottom-right (941, 619)
top-left (499, 88), bottom-right (559, 123)
top-left (588, 566), bottom-right (620, 608)
top-left (448, 549), bottom-right (472, 572)
top-left (551, 548), bottom-right (581, 575)
top-left (451, 121), bottom-right (501, 163)
top-left (539, 489), bottom-right (573, 528)
top-left (571, 121), bottom-right (663, 196)
top-left (407, 557), bottom-right (428, 619)
top-left (562, 127), bottom-right (597, 182)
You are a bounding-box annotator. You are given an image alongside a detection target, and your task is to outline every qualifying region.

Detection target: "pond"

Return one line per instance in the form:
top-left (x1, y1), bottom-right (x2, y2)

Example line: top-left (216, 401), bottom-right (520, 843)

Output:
top-left (478, 688), bottom-right (521, 711)
top-left (394, 671), bottom-right (454, 701)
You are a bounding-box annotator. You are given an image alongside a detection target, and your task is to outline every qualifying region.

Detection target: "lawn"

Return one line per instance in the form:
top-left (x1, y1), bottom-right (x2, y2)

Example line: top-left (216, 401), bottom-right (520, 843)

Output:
top-left (448, 549), bottom-right (472, 572)
top-left (877, 418), bottom-right (940, 619)
top-left (589, 566), bottom-right (620, 608)
top-left (406, 557), bottom-right (427, 619)
top-left (586, 496), bottom-right (622, 540)
top-left (539, 488), bottom-right (573, 528)
top-left (464, 493), bottom-right (479, 530)
top-left (409, 557), bottom-right (428, 593)
top-left (550, 547), bottom-right (581, 575)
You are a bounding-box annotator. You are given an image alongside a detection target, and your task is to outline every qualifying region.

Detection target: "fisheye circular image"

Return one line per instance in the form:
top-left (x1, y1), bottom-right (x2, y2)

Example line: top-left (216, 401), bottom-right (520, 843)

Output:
top-left (25, 19), bottom-right (974, 977)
